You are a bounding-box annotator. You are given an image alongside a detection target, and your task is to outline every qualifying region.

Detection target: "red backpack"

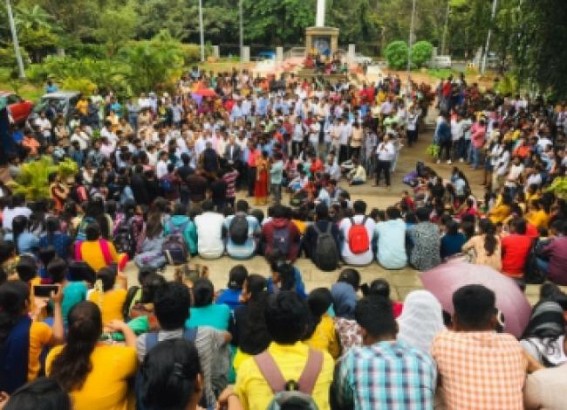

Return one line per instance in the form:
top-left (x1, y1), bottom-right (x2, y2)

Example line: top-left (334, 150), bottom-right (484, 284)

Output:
top-left (348, 216), bottom-right (370, 254)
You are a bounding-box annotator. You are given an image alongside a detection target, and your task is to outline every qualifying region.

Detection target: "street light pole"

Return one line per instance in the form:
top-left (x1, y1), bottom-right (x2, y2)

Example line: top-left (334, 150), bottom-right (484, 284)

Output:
top-left (198, 0), bottom-right (205, 62)
top-left (481, 0), bottom-right (498, 74)
top-left (441, 0), bottom-right (450, 55)
top-left (5, 0), bottom-right (25, 79)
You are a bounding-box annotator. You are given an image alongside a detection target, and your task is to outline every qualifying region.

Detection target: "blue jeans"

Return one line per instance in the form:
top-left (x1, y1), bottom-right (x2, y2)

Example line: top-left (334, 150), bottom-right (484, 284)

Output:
top-left (471, 146), bottom-right (482, 169)
top-left (536, 257), bottom-right (549, 276)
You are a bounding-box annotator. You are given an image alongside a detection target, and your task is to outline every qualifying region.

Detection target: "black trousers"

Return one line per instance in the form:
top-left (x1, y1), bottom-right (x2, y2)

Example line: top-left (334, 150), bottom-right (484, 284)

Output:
top-left (339, 144), bottom-right (349, 164)
top-left (375, 159), bottom-right (391, 186)
top-left (247, 166), bottom-right (257, 196)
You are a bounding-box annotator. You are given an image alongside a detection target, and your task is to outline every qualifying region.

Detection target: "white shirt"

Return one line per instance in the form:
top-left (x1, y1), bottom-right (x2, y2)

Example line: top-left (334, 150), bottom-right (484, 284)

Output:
top-left (156, 160), bottom-right (168, 179)
top-left (2, 206), bottom-right (32, 232)
top-left (70, 132), bottom-right (90, 150)
top-left (505, 163), bottom-right (525, 187)
top-left (376, 141), bottom-right (396, 161)
top-left (194, 212), bottom-right (225, 259)
top-left (339, 215), bottom-right (376, 266)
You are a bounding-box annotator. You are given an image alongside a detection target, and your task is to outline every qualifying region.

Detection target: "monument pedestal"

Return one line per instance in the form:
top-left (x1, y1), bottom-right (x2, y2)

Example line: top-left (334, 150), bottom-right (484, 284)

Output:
top-left (305, 26), bottom-right (339, 56)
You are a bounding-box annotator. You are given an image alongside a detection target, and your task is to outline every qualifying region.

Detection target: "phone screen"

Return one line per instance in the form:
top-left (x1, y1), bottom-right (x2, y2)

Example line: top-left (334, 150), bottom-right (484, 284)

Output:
top-left (33, 285), bottom-right (59, 298)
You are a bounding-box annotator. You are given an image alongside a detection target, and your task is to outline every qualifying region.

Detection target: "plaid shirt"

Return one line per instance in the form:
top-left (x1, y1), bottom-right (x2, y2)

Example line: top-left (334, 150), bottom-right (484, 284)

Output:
top-left (431, 330), bottom-right (527, 410)
top-left (334, 340), bottom-right (437, 409)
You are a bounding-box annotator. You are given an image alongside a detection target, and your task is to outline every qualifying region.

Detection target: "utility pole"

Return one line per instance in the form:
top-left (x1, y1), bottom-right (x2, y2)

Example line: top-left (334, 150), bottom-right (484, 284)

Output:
top-left (5, 0), bottom-right (25, 79)
top-left (481, 0), bottom-right (498, 74)
top-left (198, 0), bottom-right (205, 62)
top-left (239, 0), bottom-right (243, 55)
top-left (441, 0), bottom-right (450, 55)
top-left (406, 0), bottom-right (417, 95)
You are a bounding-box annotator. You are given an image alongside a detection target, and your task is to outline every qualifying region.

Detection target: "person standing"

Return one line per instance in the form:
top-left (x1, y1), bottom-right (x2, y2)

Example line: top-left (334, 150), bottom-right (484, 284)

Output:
top-left (435, 113), bottom-right (452, 164)
top-left (254, 151), bottom-right (269, 206)
top-left (269, 152), bottom-right (284, 205)
top-left (247, 142), bottom-right (259, 197)
top-left (373, 134), bottom-right (395, 188)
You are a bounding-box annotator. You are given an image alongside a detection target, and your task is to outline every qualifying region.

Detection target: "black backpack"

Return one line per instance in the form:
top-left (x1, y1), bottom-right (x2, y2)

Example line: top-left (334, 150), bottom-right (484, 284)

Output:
top-left (313, 222), bottom-right (339, 271)
top-left (229, 215), bottom-right (249, 245)
top-left (114, 218), bottom-right (135, 258)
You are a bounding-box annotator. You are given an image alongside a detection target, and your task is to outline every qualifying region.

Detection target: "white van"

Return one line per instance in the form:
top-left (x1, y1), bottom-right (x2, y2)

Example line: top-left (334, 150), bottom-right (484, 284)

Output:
top-left (429, 56), bottom-right (452, 69)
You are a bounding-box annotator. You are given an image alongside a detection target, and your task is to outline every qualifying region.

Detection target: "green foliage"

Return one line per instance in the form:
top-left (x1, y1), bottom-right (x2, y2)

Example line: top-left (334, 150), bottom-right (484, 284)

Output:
top-left (411, 41), bottom-right (433, 68)
top-left (8, 156), bottom-right (58, 201)
top-left (384, 41), bottom-right (408, 70)
top-left (94, 2), bottom-right (137, 56)
top-left (426, 143), bottom-right (440, 159)
top-left (57, 158), bottom-right (79, 179)
top-left (495, 73), bottom-right (519, 96)
top-left (181, 44), bottom-right (203, 65)
top-left (61, 77), bottom-right (98, 96)
top-left (545, 176), bottom-right (567, 199)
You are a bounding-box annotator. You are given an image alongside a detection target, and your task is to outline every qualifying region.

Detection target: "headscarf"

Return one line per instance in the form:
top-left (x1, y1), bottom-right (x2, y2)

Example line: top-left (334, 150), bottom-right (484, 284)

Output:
top-left (331, 282), bottom-right (357, 320)
top-left (397, 290), bottom-right (445, 353)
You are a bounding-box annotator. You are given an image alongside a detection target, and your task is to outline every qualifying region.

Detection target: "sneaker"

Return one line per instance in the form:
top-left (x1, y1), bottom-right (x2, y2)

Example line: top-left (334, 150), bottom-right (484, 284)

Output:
top-left (447, 160), bottom-right (452, 164)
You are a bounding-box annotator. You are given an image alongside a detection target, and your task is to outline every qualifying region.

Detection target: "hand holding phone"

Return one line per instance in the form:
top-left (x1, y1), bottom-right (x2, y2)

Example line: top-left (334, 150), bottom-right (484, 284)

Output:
top-left (33, 284), bottom-right (60, 298)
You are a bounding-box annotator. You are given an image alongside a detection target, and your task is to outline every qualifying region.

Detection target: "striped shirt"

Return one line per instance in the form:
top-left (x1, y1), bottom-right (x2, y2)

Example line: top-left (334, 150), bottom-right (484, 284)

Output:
top-left (223, 170), bottom-right (239, 198)
top-left (335, 340), bottom-right (437, 409)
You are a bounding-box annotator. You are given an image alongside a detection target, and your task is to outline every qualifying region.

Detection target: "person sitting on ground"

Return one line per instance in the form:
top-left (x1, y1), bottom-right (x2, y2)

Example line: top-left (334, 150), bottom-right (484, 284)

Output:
top-left (537, 220), bottom-right (567, 285)
top-left (304, 287), bottom-right (341, 359)
top-left (332, 269), bottom-right (363, 352)
top-left (87, 265), bottom-right (127, 326)
top-left (46, 301), bottom-right (137, 410)
top-left (234, 291), bottom-right (334, 410)
top-left (461, 218), bottom-right (502, 271)
top-left (223, 200), bottom-right (261, 260)
top-left (266, 261), bottom-right (307, 299)
top-left (501, 217), bottom-right (533, 280)
top-left (186, 278), bottom-right (232, 332)
top-left (440, 220), bottom-right (467, 260)
top-left (409, 207), bottom-right (441, 271)
top-left (333, 294), bottom-right (437, 409)
top-left (396, 290), bottom-right (445, 353)
top-left (303, 203), bottom-right (341, 271)
top-left (520, 300), bottom-right (567, 367)
top-left (194, 200), bottom-right (225, 259)
top-left (431, 284), bottom-right (534, 410)
top-left (216, 264), bottom-right (248, 311)
top-left (232, 274), bottom-right (271, 372)
top-left (375, 206), bottom-right (407, 269)
top-left (2, 377), bottom-right (71, 410)
top-left (339, 200), bottom-right (376, 266)
top-left (260, 205), bottom-right (301, 262)
top-left (163, 203), bottom-right (198, 257)
top-left (47, 257), bottom-right (87, 326)
top-left (346, 157), bottom-right (367, 186)
top-left (136, 281), bottom-right (231, 408)
top-left (366, 278), bottom-right (404, 318)
top-left (76, 222), bottom-right (120, 272)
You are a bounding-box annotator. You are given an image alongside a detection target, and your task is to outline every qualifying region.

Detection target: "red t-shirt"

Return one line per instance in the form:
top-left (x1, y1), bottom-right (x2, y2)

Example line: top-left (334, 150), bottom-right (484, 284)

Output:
top-left (501, 234), bottom-right (533, 278)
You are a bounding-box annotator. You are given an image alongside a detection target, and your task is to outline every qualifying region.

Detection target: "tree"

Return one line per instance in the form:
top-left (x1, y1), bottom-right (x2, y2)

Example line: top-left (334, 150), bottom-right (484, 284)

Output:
top-left (384, 40), bottom-right (408, 70)
top-left (411, 41), bottom-right (433, 68)
top-left (94, 3), bottom-right (137, 56)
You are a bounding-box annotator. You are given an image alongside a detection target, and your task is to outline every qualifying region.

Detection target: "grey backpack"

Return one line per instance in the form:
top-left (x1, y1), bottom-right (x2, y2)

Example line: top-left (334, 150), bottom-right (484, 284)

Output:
top-left (254, 349), bottom-right (323, 410)
top-left (313, 222), bottom-right (339, 271)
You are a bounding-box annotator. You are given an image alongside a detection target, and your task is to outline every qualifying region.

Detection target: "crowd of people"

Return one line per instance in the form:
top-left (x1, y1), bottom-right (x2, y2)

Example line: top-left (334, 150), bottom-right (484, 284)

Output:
top-left (0, 67), bottom-right (566, 409)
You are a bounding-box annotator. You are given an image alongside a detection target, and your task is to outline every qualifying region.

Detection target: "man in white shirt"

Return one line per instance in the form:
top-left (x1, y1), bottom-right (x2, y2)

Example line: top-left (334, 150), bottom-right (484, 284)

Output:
top-left (325, 154), bottom-right (342, 181)
top-left (156, 151), bottom-right (169, 179)
top-left (194, 200), bottom-right (225, 259)
top-left (70, 126), bottom-right (90, 151)
top-left (2, 194), bottom-right (32, 232)
top-left (339, 200), bottom-right (376, 266)
top-left (373, 134), bottom-right (396, 188)
top-left (35, 111), bottom-right (52, 142)
top-left (338, 118), bottom-right (351, 164)
top-left (505, 155), bottom-right (525, 197)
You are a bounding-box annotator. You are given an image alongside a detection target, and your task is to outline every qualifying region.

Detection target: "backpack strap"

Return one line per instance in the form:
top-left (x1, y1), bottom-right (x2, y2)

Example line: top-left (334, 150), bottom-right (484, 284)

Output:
top-left (254, 351), bottom-right (287, 393)
top-left (297, 349), bottom-right (324, 395)
top-left (145, 332), bottom-right (159, 353)
top-left (325, 221), bottom-right (332, 234)
top-left (183, 327), bottom-right (198, 343)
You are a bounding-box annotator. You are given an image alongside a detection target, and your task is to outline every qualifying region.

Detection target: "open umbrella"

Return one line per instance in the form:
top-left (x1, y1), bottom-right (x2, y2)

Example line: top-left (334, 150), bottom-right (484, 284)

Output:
top-left (194, 88), bottom-right (217, 97)
top-left (421, 260), bottom-right (532, 338)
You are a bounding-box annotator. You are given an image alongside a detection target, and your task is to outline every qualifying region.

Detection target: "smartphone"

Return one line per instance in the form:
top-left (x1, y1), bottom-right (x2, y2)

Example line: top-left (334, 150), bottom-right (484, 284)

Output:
top-left (33, 285), bottom-right (59, 298)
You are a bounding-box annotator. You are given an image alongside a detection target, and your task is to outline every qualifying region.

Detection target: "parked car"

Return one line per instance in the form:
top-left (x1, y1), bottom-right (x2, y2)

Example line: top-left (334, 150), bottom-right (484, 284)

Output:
top-left (27, 91), bottom-right (81, 126)
top-left (428, 56), bottom-right (452, 69)
top-left (0, 91), bottom-right (34, 125)
top-left (257, 51), bottom-right (276, 60)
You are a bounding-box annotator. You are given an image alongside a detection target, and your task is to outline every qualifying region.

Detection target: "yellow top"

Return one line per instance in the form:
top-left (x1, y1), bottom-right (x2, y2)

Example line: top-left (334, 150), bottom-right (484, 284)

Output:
top-left (46, 344), bottom-right (137, 410)
top-left (526, 209), bottom-right (550, 229)
top-left (488, 204), bottom-right (511, 224)
top-left (80, 240), bottom-right (120, 272)
top-left (305, 314), bottom-right (341, 359)
top-left (292, 219), bottom-right (307, 235)
top-left (235, 341), bottom-right (334, 410)
top-left (88, 289), bottom-right (127, 325)
top-left (29, 321), bottom-right (53, 381)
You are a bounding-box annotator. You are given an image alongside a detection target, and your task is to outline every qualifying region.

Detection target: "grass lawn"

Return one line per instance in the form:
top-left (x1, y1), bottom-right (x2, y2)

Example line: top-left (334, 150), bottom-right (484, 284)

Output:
top-left (0, 67), bottom-right (43, 101)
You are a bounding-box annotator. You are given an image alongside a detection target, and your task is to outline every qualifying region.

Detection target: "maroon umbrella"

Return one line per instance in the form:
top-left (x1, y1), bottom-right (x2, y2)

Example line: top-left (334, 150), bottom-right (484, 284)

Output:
top-left (421, 260), bottom-right (532, 338)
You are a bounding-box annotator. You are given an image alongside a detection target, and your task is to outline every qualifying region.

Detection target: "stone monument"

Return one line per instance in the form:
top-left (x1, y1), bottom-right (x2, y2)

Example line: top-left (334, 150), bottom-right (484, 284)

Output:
top-left (305, 0), bottom-right (339, 57)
